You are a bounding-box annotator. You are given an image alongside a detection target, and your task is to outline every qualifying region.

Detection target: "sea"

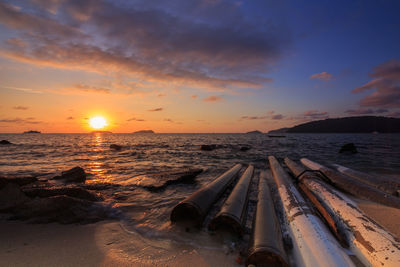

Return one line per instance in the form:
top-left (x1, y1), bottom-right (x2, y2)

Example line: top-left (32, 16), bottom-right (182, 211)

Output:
top-left (1, 133), bottom-right (400, 258)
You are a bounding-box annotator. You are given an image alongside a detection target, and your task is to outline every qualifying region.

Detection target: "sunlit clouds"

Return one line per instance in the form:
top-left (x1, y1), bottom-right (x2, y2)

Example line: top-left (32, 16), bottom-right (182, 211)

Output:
top-left (0, 0), bottom-right (400, 132)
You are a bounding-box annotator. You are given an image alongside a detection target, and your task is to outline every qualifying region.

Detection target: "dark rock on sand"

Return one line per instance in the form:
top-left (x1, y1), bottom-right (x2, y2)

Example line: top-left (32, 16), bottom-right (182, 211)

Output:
top-left (11, 195), bottom-right (111, 224)
top-left (22, 186), bottom-right (103, 202)
top-left (0, 176), bottom-right (38, 187)
top-left (0, 183), bottom-right (29, 211)
top-left (339, 143), bottom-right (358, 154)
top-left (239, 146), bottom-right (251, 151)
top-left (53, 166), bottom-right (86, 183)
top-left (110, 144), bottom-right (123, 151)
top-left (131, 168), bottom-right (203, 192)
top-left (0, 139), bottom-right (12, 145)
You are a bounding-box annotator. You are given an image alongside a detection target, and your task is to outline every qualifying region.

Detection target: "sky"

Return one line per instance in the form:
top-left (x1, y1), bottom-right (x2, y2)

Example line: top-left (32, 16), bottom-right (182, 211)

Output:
top-left (0, 0), bottom-right (399, 133)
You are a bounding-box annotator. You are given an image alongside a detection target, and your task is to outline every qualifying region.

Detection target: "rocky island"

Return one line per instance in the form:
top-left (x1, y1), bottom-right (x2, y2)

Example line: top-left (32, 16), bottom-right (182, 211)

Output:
top-left (269, 116), bottom-right (400, 133)
top-left (133, 130), bottom-right (155, 134)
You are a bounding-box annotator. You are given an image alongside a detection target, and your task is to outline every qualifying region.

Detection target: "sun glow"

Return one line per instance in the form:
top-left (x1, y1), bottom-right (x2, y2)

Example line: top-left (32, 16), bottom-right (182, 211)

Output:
top-left (89, 116), bottom-right (108, 129)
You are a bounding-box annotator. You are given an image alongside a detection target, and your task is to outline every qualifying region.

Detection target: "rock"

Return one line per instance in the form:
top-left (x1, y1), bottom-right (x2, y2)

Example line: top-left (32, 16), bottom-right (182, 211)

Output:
top-left (0, 140), bottom-right (12, 145)
top-left (133, 130), bottom-right (154, 134)
top-left (0, 183), bottom-right (29, 211)
top-left (81, 183), bottom-right (120, 191)
top-left (339, 143), bottom-right (358, 154)
top-left (110, 144), bottom-right (123, 151)
top-left (22, 186), bottom-right (103, 202)
top-left (53, 166), bottom-right (86, 183)
top-left (200, 144), bottom-right (224, 151)
top-left (124, 168), bottom-right (203, 192)
top-left (200, 144), bottom-right (216, 151)
top-left (11, 195), bottom-right (111, 224)
top-left (239, 146), bottom-right (251, 151)
top-left (0, 176), bottom-right (38, 187)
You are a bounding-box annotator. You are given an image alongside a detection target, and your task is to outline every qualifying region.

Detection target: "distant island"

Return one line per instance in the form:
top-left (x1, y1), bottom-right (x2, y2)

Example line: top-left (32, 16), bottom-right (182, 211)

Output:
top-left (91, 131), bottom-right (112, 134)
top-left (133, 130), bottom-right (155, 134)
top-left (267, 127), bottom-right (289, 134)
top-left (246, 130), bottom-right (263, 134)
top-left (283, 116), bottom-right (400, 133)
top-left (23, 130), bottom-right (41, 134)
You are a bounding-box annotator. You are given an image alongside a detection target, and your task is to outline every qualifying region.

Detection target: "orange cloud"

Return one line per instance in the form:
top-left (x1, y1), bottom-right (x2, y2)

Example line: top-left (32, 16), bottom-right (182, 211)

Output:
top-left (203, 95), bottom-right (223, 102)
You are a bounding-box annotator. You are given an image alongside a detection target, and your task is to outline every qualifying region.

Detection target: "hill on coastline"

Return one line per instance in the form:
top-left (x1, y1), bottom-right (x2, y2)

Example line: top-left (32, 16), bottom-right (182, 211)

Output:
top-left (284, 116), bottom-right (400, 133)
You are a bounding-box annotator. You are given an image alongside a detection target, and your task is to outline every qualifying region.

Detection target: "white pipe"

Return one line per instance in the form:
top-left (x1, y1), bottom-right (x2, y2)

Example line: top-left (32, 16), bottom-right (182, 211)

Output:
top-left (268, 156), bottom-right (355, 267)
top-left (302, 175), bottom-right (400, 267)
top-left (289, 158), bottom-right (400, 267)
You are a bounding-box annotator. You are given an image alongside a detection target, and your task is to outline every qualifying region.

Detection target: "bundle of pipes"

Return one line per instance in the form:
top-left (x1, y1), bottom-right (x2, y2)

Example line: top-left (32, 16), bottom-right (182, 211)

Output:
top-left (170, 164), bottom-right (242, 224)
top-left (285, 157), bottom-right (400, 267)
top-left (247, 170), bottom-right (289, 267)
top-left (208, 165), bottom-right (254, 235)
top-left (268, 156), bottom-right (355, 267)
top-left (301, 158), bottom-right (400, 209)
top-left (332, 163), bottom-right (400, 196)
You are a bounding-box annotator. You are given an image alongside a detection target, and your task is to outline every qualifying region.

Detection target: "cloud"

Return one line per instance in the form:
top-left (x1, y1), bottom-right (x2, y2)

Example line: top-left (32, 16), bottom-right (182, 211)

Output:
top-left (0, 0), bottom-right (288, 93)
top-left (164, 118), bottom-right (182, 124)
top-left (387, 111), bottom-right (400, 118)
top-left (73, 84), bottom-right (111, 94)
top-left (310, 72), bottom-right (333, 81)
top-left (345, 108), bottom-right (388, 115)
top-left (13, 106), bottom-right (29, 110)
top-left (66, 116), bottom-right (74, 120)
top-left (303, 110), bottom-right (329, 118)
top-left (148, 108), bottom-right (163, 112)
top-left (271, 114), bottom-right (284, 120)
top-left (0, 85), bottom-right (43, 94)
top-left (241, 116), bottom-right (267, 120)
top-left (203, 95), bottom-right (223, 102)
top-left (353, 59), bottom-right (400, 108)
top-left (127, 117), bottom-right (145, 122)
top-left (0, 117), bottom-right (42, 124)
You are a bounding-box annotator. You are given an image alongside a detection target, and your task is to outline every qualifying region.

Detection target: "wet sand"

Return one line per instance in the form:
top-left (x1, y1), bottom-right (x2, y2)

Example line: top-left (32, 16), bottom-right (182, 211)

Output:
top-left (357, 200), bottom-right (400, 238)
top-left (0, 219), bottom-right (240, 267)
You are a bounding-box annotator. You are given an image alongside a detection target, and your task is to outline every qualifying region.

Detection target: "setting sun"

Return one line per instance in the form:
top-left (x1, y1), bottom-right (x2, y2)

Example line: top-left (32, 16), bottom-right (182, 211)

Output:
top-left (89, 116), bottom-right (108, 129)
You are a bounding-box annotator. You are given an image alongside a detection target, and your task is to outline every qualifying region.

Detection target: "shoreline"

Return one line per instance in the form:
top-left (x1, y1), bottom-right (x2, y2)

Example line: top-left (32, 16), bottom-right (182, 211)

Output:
top-left (0, 218), bottom-right (241, 267)
top-left (1, 197), bottom-right (399, 267)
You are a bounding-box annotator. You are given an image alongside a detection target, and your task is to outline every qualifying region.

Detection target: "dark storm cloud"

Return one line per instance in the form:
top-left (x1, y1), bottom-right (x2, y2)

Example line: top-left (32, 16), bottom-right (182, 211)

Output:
top-left (353, 59), bottom-right (400, 108)
top-left (0, 0), bottom-right (289, 92)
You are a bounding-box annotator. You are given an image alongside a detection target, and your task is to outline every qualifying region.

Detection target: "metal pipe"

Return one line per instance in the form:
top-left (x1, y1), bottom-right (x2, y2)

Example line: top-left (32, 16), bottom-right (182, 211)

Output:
top-left (301, 158), bottom-right (400, 209)
top-left (170, 164), bottom-right (242, 224)
top-left (208, 165), bottom-right (254, 235)
top-left (332, 163), bottom-right (400, 196)
top-left (286, 157), bottom-right (400, 267)
top-left (268, 156), bottom-right (354, 267)
top-left (247, 170), bottom-right (289, 267)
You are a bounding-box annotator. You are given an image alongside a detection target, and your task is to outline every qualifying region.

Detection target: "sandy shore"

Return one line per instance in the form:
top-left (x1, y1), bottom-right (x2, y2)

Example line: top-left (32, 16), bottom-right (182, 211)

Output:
top-left (0, 218), bottom-right (240, 267)
top-left (1, 200), bottom-right (399, 267)
top-left (357, 200), bottom-right (400, 238)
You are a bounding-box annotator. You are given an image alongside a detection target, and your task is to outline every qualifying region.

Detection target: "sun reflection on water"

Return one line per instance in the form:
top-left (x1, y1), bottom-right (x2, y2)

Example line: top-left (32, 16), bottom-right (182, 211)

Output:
top-left (87, 133), bottom-right (112, 183)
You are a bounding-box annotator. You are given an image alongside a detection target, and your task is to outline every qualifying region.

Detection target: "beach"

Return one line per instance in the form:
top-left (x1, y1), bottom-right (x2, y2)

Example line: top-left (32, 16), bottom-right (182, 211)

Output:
top-left (1, 133), bottom-right (400, 266)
